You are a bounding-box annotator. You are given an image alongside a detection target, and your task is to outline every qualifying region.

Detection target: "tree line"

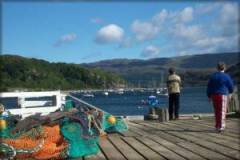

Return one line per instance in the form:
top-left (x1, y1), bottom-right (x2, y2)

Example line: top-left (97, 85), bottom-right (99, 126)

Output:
top-left (0, 55), bottom-right (125, 91)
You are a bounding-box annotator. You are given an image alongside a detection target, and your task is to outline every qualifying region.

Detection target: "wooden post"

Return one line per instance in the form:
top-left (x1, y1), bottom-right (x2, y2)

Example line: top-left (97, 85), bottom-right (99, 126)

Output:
top-left (227, 87), bottom-right (240, 113)
top-left (146, 107), bottom-right (159, 120)
top-left (158, 108), bottom-right (165, 122)
top-left (156, 108), bottom-right (169, 122)
top-left (164, 108), bottom-right (169, 121)
top-left (238, 84), bottom-right (240, 113)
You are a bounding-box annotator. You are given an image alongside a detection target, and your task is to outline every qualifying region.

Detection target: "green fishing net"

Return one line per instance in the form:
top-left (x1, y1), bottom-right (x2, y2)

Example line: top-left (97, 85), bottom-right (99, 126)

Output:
top-left (102, 113), bottom-right (128, 133)
top-left (1, 98), bottom-right (128, 159)
top-left (64, 100), bottom-right (74, 112)
top-left (0, 115), bottom-right (33, 139)
top-left (60, 121), bottom-right (99, 158)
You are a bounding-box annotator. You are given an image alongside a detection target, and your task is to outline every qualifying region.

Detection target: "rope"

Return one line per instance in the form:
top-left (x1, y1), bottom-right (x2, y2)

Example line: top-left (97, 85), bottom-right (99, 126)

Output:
top-left (0, 142), bottom-right (16, 159)
top-left (15, 138), bottom-right (45, 154)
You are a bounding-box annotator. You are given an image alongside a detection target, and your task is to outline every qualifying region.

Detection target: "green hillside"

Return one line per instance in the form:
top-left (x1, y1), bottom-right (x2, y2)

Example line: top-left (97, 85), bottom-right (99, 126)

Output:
top-left (0, 55), bottom-right (125, 91)
top-left (85, 52), bottom-right (239, 87)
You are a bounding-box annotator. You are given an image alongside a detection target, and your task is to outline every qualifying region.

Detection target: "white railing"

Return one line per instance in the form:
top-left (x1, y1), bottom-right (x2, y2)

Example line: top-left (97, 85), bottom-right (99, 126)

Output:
top-left (0, 91), bottom-right (63, 118)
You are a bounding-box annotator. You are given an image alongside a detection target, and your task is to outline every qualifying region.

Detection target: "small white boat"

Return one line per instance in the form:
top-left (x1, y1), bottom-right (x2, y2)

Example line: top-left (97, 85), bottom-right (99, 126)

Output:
top-left (116, 88), bottom-right (124, 94)
top-left (83, 93), bottom-right (94, 98)
top-left (103, 91), bottom-right (109, 96)
top-left (156, 88), bottom-right (168, 96)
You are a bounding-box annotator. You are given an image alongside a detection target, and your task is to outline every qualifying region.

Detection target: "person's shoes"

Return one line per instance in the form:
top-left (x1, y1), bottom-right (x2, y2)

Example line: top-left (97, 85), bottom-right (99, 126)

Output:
top-left (216, 128), bottom-right (224, 133)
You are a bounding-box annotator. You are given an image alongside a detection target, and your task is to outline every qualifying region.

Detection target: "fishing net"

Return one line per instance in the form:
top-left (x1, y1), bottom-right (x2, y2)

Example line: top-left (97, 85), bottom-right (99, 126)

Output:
top-left (61, 121), bottom-right (99, 158)
top-left (0, 112), bottom-right (23, 139)
top-left (0, 98), bottom-right (128, 159)
top-left (1, 124), bottom-right (68, 160)
top-left (64, 99), bottom-right (75, 112)
top-left (102, 113), bottom-right (128, 133)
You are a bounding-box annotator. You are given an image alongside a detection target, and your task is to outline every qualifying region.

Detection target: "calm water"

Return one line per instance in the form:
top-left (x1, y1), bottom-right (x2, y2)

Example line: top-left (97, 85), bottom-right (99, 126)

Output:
top-left (74, 87), bottom-right (213, 116)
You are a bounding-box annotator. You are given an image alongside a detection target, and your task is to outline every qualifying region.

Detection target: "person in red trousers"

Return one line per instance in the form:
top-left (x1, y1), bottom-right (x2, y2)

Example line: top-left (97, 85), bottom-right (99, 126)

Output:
top-left (207, 62), bottom-right (234, 133)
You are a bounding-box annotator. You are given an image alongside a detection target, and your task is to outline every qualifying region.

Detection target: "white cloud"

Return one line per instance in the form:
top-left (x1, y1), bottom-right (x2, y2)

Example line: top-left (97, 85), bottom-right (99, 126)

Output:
top-left (116, 3), bottom-right (239, 57)
top-left (141, 45), bottom-right (160, 58)
top-left (168, 3), bottom-right (239, 56)
top-left (171, 24), bottom-right (204, 41)
top-left (152, 9), bottom-right (168, 25)
top-left (194, 37), bottom-right (225, 48)
top-left (131, 6), bottom-right (194, 43)
top-left (219, 3), bottom-right (239, 37)
top-left (95, 24), bottom-right (124, 44)
top-left (54, 33), bottom-right (77, 47)
top-left (131, 20), bottom-right (159, 41)
top-left (195, 3), bottom-right (221, 15)
top-left (175, 34), bottom-right (239, 57)
top-left (180, 7), bottom-right (194, 23)
top-left (167, 6), bottom-right (194, 24)
top-left (221, 3), bottom-right (238, 24)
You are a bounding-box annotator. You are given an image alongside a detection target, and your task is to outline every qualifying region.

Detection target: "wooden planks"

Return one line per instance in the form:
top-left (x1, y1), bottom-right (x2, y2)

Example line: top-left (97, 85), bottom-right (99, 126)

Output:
top-left (162, 120), bottom-right (240, 151)
top-left (183, 119), bottom-right (240, 136)
top-left (135, 121), bottom-right (240, 159)
top-left (122, 137), bottom-right (166, 160)
top-left (135, 137), bottom-right (186, 160)
top-left (84, 149), bottom-right (106, 160)
top-left (99, 137), bottom-right (126, 160)
top-left (148, 135), bottom-right (206, 160)
top-left (108, 134), bottom-right (145, 160)
top-left (85, 117), bottom-right (240, 160)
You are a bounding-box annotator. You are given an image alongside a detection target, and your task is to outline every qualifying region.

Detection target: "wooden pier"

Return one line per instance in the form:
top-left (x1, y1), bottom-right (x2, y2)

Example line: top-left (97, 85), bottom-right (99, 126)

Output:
top-left (83, 116), bottom-right (240, 160)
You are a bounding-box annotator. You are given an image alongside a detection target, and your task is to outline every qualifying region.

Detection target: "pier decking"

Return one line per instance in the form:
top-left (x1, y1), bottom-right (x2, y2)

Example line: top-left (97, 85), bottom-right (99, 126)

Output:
top-left (84, 116), bottom-right (240, 160)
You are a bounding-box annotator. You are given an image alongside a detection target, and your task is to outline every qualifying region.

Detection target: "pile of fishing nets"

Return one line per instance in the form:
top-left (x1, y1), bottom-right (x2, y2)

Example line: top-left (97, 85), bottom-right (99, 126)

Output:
top-left (0, 98), bottom-right (128, 159)
top-left (1, 125), bottom-right (67, 159)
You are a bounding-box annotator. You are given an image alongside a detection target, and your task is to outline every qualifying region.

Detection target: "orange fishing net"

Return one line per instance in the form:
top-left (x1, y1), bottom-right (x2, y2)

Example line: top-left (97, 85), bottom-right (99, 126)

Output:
top-left (2, 125), bottom-right (68, 160)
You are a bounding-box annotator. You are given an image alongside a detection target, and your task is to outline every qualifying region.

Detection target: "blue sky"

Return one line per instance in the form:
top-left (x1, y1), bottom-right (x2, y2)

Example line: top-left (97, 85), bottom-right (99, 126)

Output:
top-left (2, 1), bottom-right (239, 63)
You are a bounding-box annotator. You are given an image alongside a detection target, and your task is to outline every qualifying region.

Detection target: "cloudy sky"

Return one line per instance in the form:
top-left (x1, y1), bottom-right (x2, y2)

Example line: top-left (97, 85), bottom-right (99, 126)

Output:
top-left (2, 1), bottom-right (239, 63)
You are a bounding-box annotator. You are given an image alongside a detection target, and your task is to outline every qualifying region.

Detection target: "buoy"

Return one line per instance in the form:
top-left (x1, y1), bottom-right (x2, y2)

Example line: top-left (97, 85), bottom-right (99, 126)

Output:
top-left (108, 116), bottom-right (116, 125)
top-left (0, 119), bottom-right (7, 130)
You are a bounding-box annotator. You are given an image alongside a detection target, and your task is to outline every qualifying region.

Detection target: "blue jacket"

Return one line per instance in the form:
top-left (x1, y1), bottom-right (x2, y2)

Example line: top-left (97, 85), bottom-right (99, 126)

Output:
top-left (207, 71), bottom-right (234, 98)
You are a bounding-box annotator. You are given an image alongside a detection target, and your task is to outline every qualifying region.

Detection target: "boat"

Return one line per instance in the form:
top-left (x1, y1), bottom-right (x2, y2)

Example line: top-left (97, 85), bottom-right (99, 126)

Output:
top-left (155, 71), bottom-right (168, 96)
top-left (116, 88), bottom-right (124, 94)
top-left (103, 91), bottom-right (109, 96)
top-left (83, 93), bottom-right (94, 97)
top-left (156, 88), bottom-right (168, 96)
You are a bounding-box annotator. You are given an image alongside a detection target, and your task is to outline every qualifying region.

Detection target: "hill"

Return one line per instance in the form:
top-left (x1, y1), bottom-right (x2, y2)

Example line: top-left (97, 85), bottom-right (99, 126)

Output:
top-left (226, 62), bottom-right (240, 84)
top-left (84, 52), bottom-right (239, 87)
top-left (0, 55), bottom-right (125, 91)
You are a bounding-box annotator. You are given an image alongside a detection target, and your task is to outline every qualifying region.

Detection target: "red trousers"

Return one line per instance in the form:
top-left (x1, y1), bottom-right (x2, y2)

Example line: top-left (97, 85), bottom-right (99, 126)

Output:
top-left (211, 94), bottom-right (228, 130)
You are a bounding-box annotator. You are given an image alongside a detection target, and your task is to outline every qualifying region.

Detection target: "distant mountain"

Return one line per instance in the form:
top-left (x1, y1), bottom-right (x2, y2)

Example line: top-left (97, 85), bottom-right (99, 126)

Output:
top-left (226, 62), bottom-right (240, 84)
top-left (84, 52), bottom-right (239, 87)
top-left (1, 53), bottom-right (238, 91)
top-left (0, 55), bottom-right (125, 91)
